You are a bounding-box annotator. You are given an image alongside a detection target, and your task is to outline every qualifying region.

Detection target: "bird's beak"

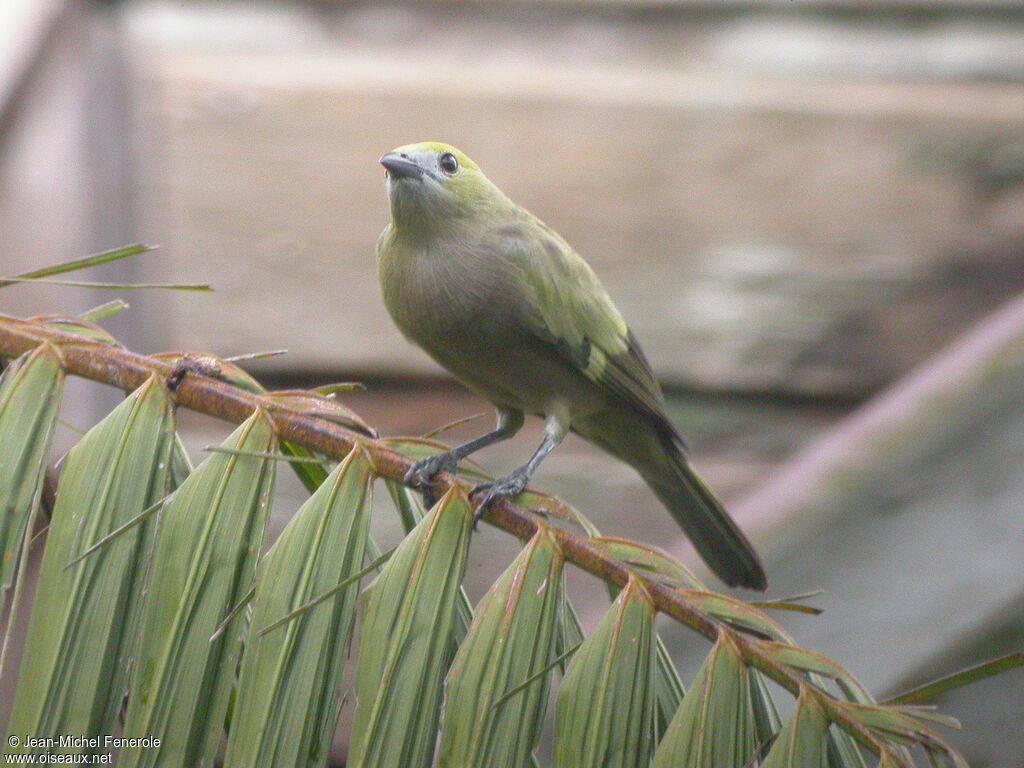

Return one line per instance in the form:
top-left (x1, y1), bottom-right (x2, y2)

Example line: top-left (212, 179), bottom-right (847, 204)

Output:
top-left (380, 153), bottom-right (424, 180)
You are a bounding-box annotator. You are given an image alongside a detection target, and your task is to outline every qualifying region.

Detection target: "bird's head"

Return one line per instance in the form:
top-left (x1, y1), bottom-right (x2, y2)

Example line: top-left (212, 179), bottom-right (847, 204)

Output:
top-left (380, 142), bottom-right (506, 235)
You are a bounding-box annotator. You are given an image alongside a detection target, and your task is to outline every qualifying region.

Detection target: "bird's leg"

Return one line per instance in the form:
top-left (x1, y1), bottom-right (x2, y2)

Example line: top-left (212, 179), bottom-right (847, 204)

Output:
top-left (405, 409), bottom-right (524, 506)
top-left (470, 411), bottom-right (568, 529)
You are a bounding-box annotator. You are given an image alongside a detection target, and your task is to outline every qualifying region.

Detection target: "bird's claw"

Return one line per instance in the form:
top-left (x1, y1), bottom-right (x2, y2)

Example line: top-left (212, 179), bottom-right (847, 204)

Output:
top-left (404, 453), bottom-right (459, 509)
top-left (469, 471), bottom-right (529, 530)
top-left (404, 453), bottom-right (459, 488)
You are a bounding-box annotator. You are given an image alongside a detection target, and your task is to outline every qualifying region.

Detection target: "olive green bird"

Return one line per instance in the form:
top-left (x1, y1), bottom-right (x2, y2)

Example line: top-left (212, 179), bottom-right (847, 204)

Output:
top-left (376, 142), bottom-right (766, 590)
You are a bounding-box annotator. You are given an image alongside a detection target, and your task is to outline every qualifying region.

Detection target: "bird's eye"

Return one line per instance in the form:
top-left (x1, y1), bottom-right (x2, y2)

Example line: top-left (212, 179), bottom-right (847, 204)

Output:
top-left (439, 153), bottom-right (458, 175)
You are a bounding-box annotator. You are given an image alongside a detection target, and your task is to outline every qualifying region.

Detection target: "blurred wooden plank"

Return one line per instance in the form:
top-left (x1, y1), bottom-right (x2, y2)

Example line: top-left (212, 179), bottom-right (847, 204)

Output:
top-left (466, 0), bottom-right (1024, 9)
top-left (887, 590), bottom-right (1024, 767)
top-left (654, 290), bottom-right (1024, 765)
top-left (0, 0), bottom-right (65, 128)
top-left (124, 2), bottom-right (1024, 397)
top-left (0, 2), bottom-right (141, 735)
top-left (0, 1), bottom-right (127, 335)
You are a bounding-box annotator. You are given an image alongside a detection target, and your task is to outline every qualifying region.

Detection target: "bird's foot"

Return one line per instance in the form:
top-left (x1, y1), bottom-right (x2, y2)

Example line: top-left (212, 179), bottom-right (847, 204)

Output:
top-left (470, 469), bottom-right (529, 530)
top-left (404, 452), bottom-right (459, 508)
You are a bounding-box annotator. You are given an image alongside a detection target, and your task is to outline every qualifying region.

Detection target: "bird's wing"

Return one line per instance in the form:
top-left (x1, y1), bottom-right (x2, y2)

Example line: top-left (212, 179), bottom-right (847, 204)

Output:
top-left (492, 219), bottom-right (668, 422)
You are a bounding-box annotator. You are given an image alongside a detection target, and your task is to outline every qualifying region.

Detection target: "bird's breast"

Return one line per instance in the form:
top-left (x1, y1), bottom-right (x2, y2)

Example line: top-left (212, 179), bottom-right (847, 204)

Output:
top-left (378, 239), bottom-right (613, 417)
top-left (379, 243), bottom-right (511, 354)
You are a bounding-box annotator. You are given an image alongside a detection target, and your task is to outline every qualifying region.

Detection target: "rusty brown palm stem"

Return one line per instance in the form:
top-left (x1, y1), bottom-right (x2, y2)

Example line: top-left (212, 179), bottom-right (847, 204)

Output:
top-left (0, 312), bottom-right (895, 761)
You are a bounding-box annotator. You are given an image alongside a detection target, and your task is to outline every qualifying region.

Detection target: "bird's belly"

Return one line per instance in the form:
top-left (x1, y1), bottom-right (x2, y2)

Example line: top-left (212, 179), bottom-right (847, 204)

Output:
top-left (429, 329), bottom-right (608, 418)
top-left (394, 304), bottom-right (601, 416)
top-left (381, 254), bottom-right (606, 418)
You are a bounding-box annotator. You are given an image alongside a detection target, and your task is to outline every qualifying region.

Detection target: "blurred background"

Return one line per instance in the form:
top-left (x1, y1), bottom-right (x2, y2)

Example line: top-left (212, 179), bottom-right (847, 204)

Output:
top-left (2, 0), bottom-right (1023, 764)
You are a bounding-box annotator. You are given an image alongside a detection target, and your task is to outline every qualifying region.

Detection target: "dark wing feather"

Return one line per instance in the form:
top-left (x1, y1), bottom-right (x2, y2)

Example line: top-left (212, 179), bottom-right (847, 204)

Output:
top-left (491, 218), bottom-right (670, 425)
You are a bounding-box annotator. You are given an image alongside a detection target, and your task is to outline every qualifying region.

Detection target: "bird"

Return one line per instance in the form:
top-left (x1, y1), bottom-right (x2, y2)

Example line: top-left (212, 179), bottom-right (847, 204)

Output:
top-left (376, 142), bottom-right (766, 590)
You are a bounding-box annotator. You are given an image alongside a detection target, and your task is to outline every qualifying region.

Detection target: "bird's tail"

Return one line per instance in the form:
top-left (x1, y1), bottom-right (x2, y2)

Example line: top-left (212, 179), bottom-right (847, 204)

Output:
top-left (642, 437), bottom-right (767, 591)
top-left (574, 411), bottom-right (766, 590)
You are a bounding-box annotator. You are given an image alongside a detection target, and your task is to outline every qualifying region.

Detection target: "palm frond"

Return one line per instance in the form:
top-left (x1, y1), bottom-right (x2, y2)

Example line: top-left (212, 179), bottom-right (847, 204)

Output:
top-left (653, 635), bottom-right (757, 768)
top-left (224, 449), bottom-right (373, 768)
top-left (119, 411), bottom-right (277, 768)
top-left (554, 575), bottom-right (656, 768)
top-left (0, 311), bottom-right (993, 768)
top-left (438, 527), bottom-right (564, 767)
top-left (0, 345), bottom-right (63, 595)
top-left (6, 376), bottom-right (175, 758)
top-left (348, 489), bottom-right (472, 768)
